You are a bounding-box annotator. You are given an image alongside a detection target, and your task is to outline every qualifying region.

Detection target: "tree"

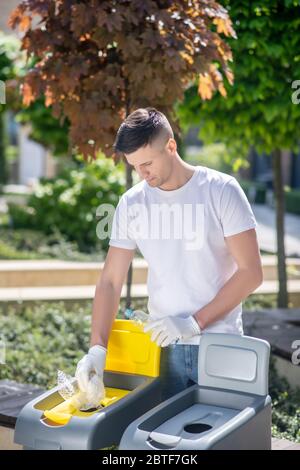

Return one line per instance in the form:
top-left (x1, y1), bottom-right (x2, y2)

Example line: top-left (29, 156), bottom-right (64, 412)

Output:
top-left (9, 0), bottom-right (236, 309)
top-left (177, 0), bottom-right (300, 308)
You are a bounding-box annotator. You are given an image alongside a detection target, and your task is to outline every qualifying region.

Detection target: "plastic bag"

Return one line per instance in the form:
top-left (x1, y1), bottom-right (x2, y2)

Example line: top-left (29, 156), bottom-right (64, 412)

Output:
top-left (57, 370), bottom-right (103, 411)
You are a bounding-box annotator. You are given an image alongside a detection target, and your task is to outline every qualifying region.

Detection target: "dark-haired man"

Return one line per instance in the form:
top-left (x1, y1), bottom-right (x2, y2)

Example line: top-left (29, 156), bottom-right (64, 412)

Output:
top-left (75, 107), bottom-right (263, 402)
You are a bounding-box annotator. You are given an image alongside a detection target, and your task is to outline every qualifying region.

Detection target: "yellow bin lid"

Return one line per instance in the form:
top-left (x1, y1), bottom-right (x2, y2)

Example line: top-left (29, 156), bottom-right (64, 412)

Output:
top-left (105, 319), bottom-right (161, 377)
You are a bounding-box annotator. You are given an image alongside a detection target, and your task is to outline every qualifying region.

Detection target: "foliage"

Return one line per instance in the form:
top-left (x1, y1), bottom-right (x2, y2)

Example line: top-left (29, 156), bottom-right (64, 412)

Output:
top-left (243, 294), bottom-right (277, 310)
top-left (8, 155), bottom-right (126, 252)
top-left (0, 32), bottom-right (24, 90)
top-left (285, 187), bottom-right (300, 215)
top-left (9, 0), bottom-right (236, 160)
top-left (239, 179), bottom-right (267, 204)
top-left (0, 299), bottom-right (141, 388)
top-left (185, 143), bottom-right (233, 173)
top-left (177, 0), bottom-right (300, 161)
top-left (269, 355), bottom-right (300, 442)
top-left (0, 301), bottom-right (92, 388)
top-left (0, 227), bottom-right (105, 261)
top-left (16, 97), bottom-right (70, 157)
top-left (176, 0), bottom-right (300, 308)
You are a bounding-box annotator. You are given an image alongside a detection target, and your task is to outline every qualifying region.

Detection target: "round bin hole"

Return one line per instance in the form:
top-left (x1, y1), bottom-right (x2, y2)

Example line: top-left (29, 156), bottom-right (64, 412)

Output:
top-left (184, 423), bottom-right (212, 434)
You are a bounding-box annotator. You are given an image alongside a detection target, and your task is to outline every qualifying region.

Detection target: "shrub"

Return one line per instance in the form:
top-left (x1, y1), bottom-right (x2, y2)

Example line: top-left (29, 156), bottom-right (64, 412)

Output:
top-left (269, 355), bottom-right (300, 442)
top-left (239, 180), bottom-right (267, 204)
top-left (8, 156), bottom-right (126, 252)
top-left (285, 188), bottom-right (300, 215)
top-left (0, 227), bottom-right (105, 261)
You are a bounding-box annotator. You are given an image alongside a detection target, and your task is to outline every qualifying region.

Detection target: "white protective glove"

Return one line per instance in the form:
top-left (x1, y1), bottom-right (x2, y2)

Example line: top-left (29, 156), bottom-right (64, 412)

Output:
top-left (143, 315), bottom-right (201, 347)
top-left (75, 345), bottom-right (107, 406)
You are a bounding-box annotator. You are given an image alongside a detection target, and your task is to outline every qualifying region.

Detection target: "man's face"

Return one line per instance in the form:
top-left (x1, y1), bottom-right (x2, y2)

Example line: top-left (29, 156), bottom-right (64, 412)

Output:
top-left (124, 135), bottom-right (177, 188)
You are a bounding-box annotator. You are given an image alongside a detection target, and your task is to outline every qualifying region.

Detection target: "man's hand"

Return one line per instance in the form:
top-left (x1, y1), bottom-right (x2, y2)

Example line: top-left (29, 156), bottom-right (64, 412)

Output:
top-left (143, 315), bottom-right (201, 347)
top-left (75, 345), bottom-right (107, 405)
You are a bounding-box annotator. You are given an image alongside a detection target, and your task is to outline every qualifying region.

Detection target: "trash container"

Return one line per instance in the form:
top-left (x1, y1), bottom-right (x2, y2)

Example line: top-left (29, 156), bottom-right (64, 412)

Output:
top-left (119, 333), bottom-right (272, 450)
top-left (14, 319), bottom-right (161, 450)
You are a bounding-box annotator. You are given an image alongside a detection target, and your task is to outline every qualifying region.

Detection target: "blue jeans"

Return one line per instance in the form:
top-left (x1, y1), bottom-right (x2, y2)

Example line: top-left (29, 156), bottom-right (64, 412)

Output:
top-left (159, 344), bottom-right (199, 401)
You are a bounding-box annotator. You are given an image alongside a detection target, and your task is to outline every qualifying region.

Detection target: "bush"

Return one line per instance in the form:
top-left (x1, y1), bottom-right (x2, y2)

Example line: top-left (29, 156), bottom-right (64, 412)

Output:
top-left (0, 301), bottom-right (92, 388)
top-left (269, 355), bottom-right (300, 442)
top-left (0, 299), bottom-right (144, 388)
top-left (239, 180), bottom-right (267, 204)
top-left (8, 156), bottom-right (126, 252)
top-left (0, 227), bottom-right (105, 261)
top-left (243, 294), bottom-right (277, 310)
top-left (285, 188), bottom-right (300, 215)
top-left (0, 238), bottom-right (38, 260)
top-left (185, 143), bottom-right (233, 174)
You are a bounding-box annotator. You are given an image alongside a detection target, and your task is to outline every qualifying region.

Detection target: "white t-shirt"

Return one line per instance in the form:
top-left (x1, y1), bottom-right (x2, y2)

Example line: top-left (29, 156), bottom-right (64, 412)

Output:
top-left (109, 165), bottom-right (258, 345)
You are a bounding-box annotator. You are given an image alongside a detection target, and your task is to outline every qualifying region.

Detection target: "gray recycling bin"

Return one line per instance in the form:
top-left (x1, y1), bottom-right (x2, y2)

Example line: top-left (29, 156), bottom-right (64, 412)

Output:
top-left (119, 333), bottom-right (272, 450)
top-left (14, 319), bottom-right (162, 450)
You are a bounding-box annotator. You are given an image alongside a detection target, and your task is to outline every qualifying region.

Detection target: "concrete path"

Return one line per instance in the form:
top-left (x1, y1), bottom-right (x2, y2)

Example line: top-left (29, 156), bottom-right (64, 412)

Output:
top-left (253, 204), bottom-right (300, 257)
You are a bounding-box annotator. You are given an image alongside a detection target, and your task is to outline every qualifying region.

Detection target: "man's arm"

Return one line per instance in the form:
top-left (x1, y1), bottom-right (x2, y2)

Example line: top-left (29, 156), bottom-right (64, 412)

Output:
top-left (193, 228), bottom-right (263, 330)
top-left (90, 246), bottom-right (135, 349)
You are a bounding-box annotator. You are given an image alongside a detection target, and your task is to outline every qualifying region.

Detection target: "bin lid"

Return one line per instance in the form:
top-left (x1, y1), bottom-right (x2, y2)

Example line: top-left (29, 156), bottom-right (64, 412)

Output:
top-left (198, 333), bottom-right (270, 395)
top-left (105, 319), bottom-right (161, 377)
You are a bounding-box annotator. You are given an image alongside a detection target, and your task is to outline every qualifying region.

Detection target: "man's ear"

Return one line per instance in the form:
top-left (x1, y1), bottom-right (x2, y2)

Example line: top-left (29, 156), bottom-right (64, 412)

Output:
top-left (167, 137), bottom-right (177, 154)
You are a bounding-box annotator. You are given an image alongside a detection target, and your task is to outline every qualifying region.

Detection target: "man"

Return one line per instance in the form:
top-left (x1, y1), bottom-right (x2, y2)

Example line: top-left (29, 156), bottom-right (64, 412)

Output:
top-left (75, 107), bottom-right (263, 403)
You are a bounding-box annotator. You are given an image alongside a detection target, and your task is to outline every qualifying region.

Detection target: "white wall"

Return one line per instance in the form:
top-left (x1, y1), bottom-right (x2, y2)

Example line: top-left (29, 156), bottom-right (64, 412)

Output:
top-left (18, 125), bottom-right (47, 186)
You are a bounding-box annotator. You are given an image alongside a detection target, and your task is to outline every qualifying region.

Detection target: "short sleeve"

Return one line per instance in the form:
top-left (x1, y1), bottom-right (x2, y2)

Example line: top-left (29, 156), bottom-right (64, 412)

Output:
top-left (109, 195), bottom-right (137, 250)
top-left (219, 178), bottom-right (258, 237)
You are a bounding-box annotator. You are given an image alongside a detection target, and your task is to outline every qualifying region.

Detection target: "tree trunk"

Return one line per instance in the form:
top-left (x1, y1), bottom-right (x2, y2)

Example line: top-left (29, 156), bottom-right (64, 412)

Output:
top-left (0, 113), bottom-right (7, 190)
top-left (174, 130), bottom-right (185, 160)
top-left (124, 95), bottom-right (133, 310)
top-left (271, 148), bottom-right (288, 308)
top-left (125, 159), bottom-right (133, 309)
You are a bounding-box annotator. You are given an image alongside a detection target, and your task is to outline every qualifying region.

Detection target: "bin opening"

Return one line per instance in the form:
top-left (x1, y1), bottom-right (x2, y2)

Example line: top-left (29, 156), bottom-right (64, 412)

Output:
top-left (184, 423), bottom-right (212, 434)
top-left (41, 387), bottom-right (130, 426)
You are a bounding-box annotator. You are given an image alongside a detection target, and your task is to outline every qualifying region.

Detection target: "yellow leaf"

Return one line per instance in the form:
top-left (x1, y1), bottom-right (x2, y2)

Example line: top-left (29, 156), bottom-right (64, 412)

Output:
top-left (225, 67), bottom-right (234, 85)
top-left (19, 15), bottom-right (31, 32)
top-left (45, 87), bottom-right (54, 107)
top-left (180, 51), bottom-right (194, 65)
top-left (213, 17), bottom-right (236, 38)
top-left (22, 82), bottom-right (34, 107)
top-left (218, 82), bottom-right (227, 97)
top-left (198, 73), bottom-right (213, 100)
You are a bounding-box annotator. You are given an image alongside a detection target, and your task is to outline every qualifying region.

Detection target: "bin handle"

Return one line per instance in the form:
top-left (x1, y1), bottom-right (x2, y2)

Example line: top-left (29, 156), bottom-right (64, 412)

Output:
top-left (147, 431), bottom-right (181, 449)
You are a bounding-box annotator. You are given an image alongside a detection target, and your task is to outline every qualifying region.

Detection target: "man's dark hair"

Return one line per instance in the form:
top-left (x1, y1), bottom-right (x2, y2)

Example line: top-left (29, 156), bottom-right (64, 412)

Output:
top-left (113, 107), bottom-right (174, 157)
